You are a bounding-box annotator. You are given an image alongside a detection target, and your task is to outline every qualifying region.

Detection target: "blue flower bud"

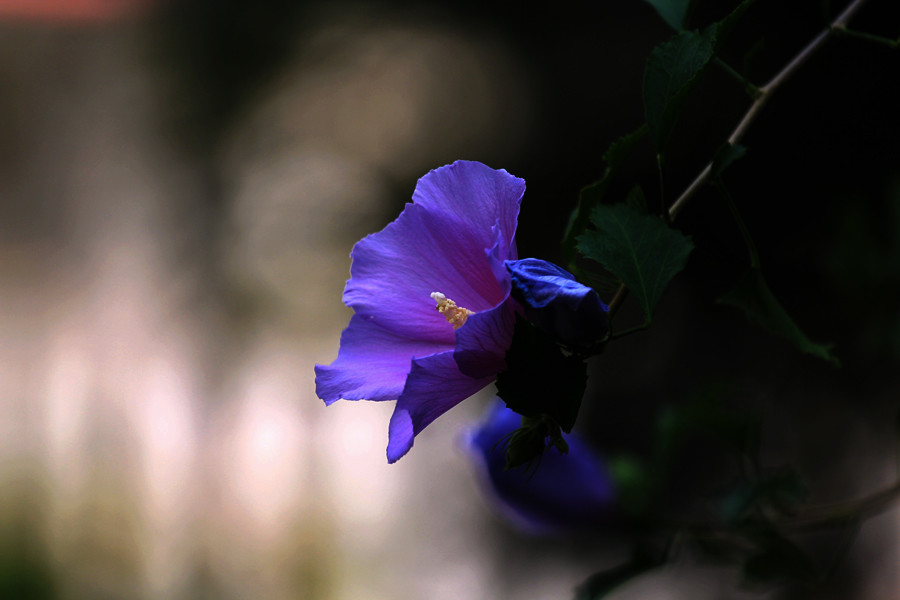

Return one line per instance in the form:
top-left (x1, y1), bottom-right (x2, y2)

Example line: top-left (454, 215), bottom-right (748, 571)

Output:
top-left (461, 401), bottom-right (616, 534)
top-left (505, 258), bottom-right (609, 350)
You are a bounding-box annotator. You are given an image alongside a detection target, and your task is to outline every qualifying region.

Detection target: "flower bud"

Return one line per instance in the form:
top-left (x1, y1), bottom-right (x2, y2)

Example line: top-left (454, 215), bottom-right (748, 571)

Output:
top-left (506, 258), bottom-right (609, 350)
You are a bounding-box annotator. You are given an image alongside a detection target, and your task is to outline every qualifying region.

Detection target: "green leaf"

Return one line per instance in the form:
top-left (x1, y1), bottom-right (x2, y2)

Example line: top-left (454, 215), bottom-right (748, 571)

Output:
top-left (602, 124), bottom-right (649, 165)
top-left (625, 185), bottom-right (648, 214)
top-left (562, 125), bottom-right (647, 264)
top-left (642, 0), bottom-right (759, 155)
top-left (577, 203), bottom-right (694, 321)
top-left (719, 268), bottom-right (840, 365)
top-left (495, 318), bottom-right (587, 433)
top-left (643, 0), bottom-right (693, 30)
top-left (574, 547), bottom-right (664, 600)
top-left (504, 417), bottom-right (567, 471)
top-left (643, 25), bottom-right (718, 155)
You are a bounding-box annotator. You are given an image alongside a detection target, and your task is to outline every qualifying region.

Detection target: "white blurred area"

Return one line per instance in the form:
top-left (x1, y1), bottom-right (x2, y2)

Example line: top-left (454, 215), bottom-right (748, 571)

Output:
top-left (0, 6), bottom-right (567, 600)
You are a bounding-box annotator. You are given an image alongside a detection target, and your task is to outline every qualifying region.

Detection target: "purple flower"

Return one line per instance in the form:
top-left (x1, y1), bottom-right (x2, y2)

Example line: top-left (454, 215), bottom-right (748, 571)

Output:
top-left (462, 401), bottom-right (616, 534)
top-left (506, 258), bottom-right (609, 350)
top-left (315, 161), bottom-right (525, 462)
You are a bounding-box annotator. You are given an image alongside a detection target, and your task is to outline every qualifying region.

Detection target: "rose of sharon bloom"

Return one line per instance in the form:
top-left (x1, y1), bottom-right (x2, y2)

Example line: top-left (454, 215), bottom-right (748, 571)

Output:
top-left (315, 160), bottom-right (524, 462)
top-left (462, 401), bottom-right (616, 534)
top-left (507, 258), bottom-right (609, 350)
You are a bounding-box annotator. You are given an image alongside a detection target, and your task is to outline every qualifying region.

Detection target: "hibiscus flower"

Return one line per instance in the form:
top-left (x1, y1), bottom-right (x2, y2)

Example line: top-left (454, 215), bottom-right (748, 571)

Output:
top-left (462, 400), bottom-right (616, 534)
top-left (315, 160), bottom-right (524, 462)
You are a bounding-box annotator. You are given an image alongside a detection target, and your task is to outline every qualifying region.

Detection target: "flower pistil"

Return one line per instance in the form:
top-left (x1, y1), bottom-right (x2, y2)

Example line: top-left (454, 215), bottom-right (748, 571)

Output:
top-left (431, 292), bottom-right (474, 329)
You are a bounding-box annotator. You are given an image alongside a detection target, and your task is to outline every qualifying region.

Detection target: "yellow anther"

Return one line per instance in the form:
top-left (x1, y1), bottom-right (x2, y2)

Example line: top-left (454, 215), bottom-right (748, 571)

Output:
top-left (431, 292), bottom-right (474, 329)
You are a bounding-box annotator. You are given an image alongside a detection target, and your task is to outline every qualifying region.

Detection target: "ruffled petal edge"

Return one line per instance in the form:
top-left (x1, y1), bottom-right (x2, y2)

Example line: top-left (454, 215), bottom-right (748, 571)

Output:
top-left (386, 351), bottom-right (495, 463)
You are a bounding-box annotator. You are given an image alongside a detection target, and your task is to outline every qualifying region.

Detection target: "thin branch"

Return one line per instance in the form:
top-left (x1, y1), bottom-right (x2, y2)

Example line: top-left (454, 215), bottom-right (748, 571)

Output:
top-left (607, 0), bottom-right (871, 317)
top-left (714, 57), bottom-right (761, 99)
top-left (607, 285), bottom-right (629, 317)
top-left (832, 27), bottom-right (900, 48)
top-left (668, 0), bottom-right (871, 219)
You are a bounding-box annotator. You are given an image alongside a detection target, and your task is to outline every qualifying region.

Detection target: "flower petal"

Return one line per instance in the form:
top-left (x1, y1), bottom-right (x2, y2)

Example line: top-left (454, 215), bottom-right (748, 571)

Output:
top-left (412, 161), bottom-right (523, 264)
top-left (454, 298), bottom-right (516, 379)
top-left (461, 401), bottom-right (616, 534)
top-left (453, 224), bottom-right (518, 378)
top-left (315, 314), bottom-right (449, 404)
top-left (343, 161), bottom-right (524, 341)
top-left (386, 351), bottom-right (494, 463)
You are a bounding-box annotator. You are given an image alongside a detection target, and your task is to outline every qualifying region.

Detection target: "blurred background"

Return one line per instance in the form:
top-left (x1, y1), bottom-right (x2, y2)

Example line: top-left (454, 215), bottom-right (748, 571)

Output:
top-left (0, 1), bottom-right (899, 599)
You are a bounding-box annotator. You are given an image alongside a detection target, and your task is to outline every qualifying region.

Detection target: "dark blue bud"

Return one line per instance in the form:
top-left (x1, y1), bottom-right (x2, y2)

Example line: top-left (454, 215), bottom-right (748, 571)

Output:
top-left (461, 401), bottom-right (616, 534)
top-left (505, 258), bottom-right (609, 350)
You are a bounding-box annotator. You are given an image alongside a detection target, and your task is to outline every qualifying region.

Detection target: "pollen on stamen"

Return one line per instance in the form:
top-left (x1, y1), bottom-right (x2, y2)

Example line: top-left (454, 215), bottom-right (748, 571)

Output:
top-left (431, 292), bottom-right (475, 329)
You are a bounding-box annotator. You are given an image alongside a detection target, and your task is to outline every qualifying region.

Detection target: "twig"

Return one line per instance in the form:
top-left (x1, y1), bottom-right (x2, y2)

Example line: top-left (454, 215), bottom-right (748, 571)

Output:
top-left (606, 0), bottom-right (871, 316)
top-left (832, 27), bottom-right (900, 48)
top-left (667, 0), bottom-right (870, 219)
